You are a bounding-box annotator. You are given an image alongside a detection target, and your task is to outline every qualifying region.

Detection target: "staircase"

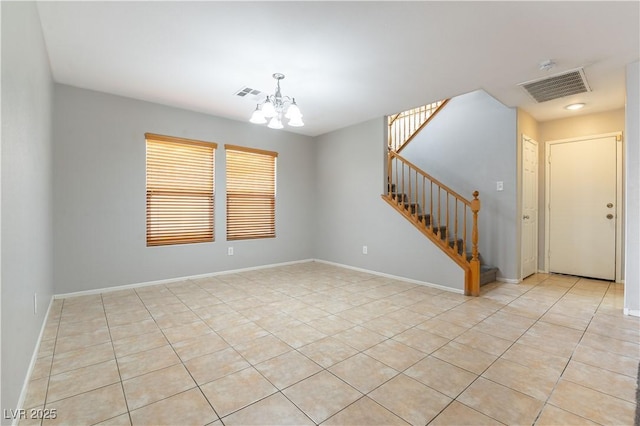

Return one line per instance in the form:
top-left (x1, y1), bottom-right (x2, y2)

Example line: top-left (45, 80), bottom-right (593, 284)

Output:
top-left (383, 101), bottom-right (498, 296)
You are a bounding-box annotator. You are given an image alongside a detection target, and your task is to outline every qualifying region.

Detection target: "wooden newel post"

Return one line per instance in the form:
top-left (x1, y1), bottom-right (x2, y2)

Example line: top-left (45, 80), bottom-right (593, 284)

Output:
top-left (469, 190), bottom-right (481, 296)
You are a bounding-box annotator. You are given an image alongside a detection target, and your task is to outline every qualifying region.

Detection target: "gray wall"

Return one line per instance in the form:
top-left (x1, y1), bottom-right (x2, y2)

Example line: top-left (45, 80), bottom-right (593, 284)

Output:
top-left (625, 61), bottom-right (639, 314)
top-left (402, 90), bottom-right (518, 281)
top-left (53, 85), bottom-right (316, 294)
top-left (1, 1), bottom-right (54, 418)
top-left (314, 118), bottom-right (464, 291)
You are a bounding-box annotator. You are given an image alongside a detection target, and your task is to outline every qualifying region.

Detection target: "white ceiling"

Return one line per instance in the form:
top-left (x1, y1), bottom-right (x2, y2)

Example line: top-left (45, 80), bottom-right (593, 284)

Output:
top-left (36, 1), bottom-right (639, 137)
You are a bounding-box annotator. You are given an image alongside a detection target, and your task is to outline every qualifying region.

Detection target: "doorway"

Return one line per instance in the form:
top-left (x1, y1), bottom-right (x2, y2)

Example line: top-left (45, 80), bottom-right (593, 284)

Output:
top-left (521, 135), bottom-right (538, 279)
top-left (545, 133), bottom-right (622, 281)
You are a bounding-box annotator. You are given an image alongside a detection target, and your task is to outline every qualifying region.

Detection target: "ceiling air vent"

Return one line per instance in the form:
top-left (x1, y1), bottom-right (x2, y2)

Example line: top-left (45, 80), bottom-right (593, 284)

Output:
top-left (234, 87), bottom-right (262, 101)
top-left (519, 68), bottom-right (591, 103)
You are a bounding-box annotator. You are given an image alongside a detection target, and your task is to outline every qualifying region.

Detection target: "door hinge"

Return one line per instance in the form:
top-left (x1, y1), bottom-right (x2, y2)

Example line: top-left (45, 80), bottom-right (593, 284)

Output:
top-left (616, 134), bottom-right (622, 142)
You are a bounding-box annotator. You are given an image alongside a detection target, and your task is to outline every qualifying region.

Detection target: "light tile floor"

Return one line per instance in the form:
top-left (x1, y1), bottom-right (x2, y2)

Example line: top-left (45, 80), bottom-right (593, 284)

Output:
top-left (20, 262), bottom-right (639, 425)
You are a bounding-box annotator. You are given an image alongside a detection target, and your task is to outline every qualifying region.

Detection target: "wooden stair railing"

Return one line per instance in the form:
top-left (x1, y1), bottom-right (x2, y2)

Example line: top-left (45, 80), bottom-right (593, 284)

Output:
top-left (383, 150), bottom-right (481, 296)
top-left (388, 99), bottom-right (450, 153)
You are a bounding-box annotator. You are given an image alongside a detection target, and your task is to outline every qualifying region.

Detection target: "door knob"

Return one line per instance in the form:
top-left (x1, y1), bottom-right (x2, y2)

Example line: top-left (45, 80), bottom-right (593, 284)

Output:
top-left (606, 214), bottom-right (614, 219)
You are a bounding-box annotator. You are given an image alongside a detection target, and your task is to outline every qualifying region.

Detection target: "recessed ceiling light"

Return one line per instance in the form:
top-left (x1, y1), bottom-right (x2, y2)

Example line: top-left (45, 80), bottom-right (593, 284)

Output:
top-left (565, 103), bottom-right (585, 111)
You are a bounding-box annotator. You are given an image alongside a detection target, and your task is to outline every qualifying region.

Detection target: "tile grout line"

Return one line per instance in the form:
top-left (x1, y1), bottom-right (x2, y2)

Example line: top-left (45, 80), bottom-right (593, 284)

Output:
top-left (197, 272), bottom-right (395, 424)
top-left (530, 279), bottom-right (632, 425)
top-left (214, 271), bottom-right (325, 425)
top-left (37, 298), bottom-right (63, 426)
top-left (185, 272), bottom-right (330, 424)
top-left (279, 277), bottom-right (439, 425)
top-left (101, 292), bottom-right (134, 426)
top-left (419, 275), bottom-right (575, 425)
top-left (472, 275), bottom-right (580, 425)
top-left (486, 275), bottom-right (619, 425)
top-left (133, 282), bottom-right (222, 423)
top-left (424, 281), bottom-right (544, 425)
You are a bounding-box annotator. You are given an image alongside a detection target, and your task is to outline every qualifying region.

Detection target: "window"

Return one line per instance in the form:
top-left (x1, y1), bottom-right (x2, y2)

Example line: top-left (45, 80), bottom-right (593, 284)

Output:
top-left (146, 133), bottom-right (216, 246)
top-left (225, 145), bottom-right (277, 240)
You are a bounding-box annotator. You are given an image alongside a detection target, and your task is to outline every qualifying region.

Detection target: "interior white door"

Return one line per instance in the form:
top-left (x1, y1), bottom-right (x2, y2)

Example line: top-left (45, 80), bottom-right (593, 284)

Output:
top-left (521, 136), bottom-right (538, 279)
top-left (548, 135), bottom-right (617, 280)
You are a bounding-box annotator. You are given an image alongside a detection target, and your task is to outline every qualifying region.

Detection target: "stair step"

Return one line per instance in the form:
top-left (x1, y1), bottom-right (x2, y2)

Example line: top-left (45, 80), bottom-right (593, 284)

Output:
top-left (432, 225), bottom-right (447, 237)
top-left (448, 238), bottom-right (464, 254)
top-left (419, 221), bottom-right (449, 241)
top-left (417, 214), bottom-right (432, 225)
top-left (480, 265), bottom-right (498, 286)
top-left (390, 192), bottom-right (407, 202)
top-left (403, 202), bottom-right (420, 214)
top-left (437, 226), bottom-right (449, 240)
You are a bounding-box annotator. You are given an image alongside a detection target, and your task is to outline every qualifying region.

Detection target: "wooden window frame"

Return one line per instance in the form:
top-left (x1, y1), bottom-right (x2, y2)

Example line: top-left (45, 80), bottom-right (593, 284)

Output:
top-left (225, 144), bottom-right (278, 241)
top-left (146, 133), bottom-right (217, 246)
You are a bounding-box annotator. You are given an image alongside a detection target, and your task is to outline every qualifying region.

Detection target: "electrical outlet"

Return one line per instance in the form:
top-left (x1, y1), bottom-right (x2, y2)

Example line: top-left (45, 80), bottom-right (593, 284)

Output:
top-left (228, 247), bottom-right (234, 256)
top-left (496, 181), bottom-right (504, 191)
top-left (362, 245), bottom-right (368, 255)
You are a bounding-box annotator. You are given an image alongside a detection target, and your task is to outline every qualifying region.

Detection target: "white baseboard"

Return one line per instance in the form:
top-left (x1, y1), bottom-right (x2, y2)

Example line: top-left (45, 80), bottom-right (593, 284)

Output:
top-left (13, 297), bottom-right (54, 426)
top-left (55, 258), bottom-right (466, 299)
top-left (313, 259), bottom-right (464, 294)
top-left (623, 308), bottom-right (640, 317)
top-left (54, 259), bottom-right (316, 299)
top-left (497, 277), bottom-right (520, 284)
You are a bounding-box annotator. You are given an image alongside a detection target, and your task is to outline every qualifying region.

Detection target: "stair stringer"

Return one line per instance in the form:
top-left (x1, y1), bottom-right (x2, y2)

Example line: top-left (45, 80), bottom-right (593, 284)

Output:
top-left (381, 195), bottom-right (475, 295)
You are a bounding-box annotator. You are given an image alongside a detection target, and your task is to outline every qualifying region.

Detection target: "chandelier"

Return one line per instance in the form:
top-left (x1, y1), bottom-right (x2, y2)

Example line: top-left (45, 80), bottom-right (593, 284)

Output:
top-left (250, 73), bottom-right (304, 129)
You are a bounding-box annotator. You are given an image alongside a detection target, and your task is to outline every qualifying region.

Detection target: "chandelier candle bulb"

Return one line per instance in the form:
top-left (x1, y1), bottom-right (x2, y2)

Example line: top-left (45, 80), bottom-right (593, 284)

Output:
top-left (261, 99), bottom-right (276, 118)
top-left (250, 105), bottom-right (267, 124)
top-left (268, 116), bottom-right (284, 130)
top-left (285, 99), bottom-right (302, 119)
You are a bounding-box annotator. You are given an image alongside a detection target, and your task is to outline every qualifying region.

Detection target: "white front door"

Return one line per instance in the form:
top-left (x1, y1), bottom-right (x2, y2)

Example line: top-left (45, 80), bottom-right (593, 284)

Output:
top-left (548, 135), bottom-right (617, 280)
top-left (521, 136), bottom-right (538, 279)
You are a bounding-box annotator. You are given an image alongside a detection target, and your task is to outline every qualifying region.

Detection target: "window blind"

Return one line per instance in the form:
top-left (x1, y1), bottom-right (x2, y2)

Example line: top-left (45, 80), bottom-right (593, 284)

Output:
top-left (146, 133), bottom-right (217, 246)
top-left (225, 145), bottom-right (277, 240)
